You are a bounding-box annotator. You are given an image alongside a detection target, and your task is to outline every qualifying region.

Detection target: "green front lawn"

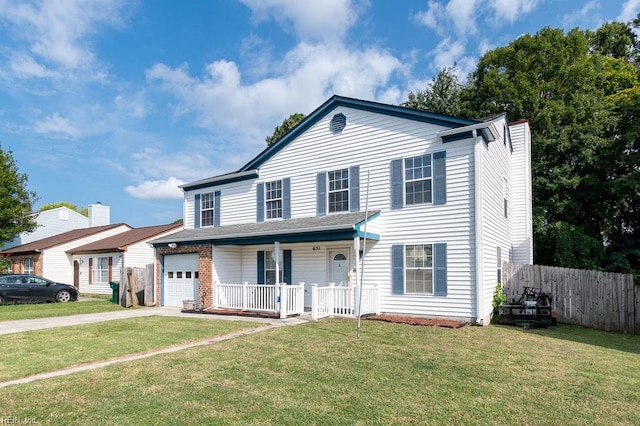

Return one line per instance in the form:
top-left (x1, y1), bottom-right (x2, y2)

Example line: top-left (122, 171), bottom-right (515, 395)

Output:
top-left (0, 300), bottom-right (124, 321)
top-left (0, 316), bottom-right (259, 382)
top-left (0, 319), bottom-right (638, 425)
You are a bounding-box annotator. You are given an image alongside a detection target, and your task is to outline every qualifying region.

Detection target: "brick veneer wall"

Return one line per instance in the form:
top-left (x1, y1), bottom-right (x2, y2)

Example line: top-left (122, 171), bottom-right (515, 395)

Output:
top-left (155, 244), bottom-right (213, 308)
top-left (10, 254), bottom-right (43, 276)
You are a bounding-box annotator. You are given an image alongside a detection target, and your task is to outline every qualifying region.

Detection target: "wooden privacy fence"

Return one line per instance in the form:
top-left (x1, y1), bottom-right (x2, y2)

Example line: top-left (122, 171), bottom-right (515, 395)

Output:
top-left (502, 263), bottom-right (639, 334)
top-left (119, 264), bottom-right (154, 307)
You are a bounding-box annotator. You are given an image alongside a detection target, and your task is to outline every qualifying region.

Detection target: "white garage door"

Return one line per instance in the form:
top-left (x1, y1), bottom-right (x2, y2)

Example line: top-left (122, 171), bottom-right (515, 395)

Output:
top-left (163, 254), bottom-right (199, 307)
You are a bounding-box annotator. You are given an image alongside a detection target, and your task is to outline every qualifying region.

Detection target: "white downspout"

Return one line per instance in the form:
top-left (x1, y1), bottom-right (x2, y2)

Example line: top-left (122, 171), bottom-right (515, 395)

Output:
top-left (473, 129), bottom-right (485, 325)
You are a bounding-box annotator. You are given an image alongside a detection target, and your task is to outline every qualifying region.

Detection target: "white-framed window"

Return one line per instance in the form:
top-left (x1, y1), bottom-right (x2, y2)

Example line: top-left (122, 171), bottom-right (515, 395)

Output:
top-left (92, 257), bottom-right (109, 283)
top-left (405, 244), bottom-right (433, 294)
top-left (266, 180), bottom-right (282, 219)
top-left (201, 192), bottom-right (215, 227)
top-left (328, 169), bottom-right (349, 213)
top-left (405, 154), bottom-right (432, 205)
top-left (23, 258), bottom-right (34, 274)
top-left (264, 250), bottom-right (283, 284)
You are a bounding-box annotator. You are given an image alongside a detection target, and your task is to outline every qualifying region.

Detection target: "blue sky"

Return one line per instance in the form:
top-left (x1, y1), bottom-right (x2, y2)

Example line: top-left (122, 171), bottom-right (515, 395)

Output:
top-left (1, 0), bottom-right (638, 227)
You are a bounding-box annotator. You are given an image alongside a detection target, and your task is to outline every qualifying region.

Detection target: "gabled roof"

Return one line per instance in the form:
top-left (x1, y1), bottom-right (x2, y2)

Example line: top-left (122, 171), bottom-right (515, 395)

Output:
top-left (180, 94), bottom-right (480, 191)
top-left (67, 223), bottom-right (182, 254)
top-left (0, 223), bottom-right (130, 255)
top-left (149, 211), bottom-right (381, 246)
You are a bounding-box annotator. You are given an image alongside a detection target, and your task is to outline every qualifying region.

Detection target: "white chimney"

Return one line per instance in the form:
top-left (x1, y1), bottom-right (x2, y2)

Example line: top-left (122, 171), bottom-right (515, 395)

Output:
top-left (88, 202), bottom-right (110, 227)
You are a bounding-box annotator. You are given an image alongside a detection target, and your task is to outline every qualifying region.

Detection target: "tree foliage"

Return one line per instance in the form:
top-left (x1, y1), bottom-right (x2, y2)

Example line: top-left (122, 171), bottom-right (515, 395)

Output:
top-left (402, 67), bottom-right (463, 116)
top-left (454, 20), bottom-right (640, 278)
top-left (266, 113), bottom-right (306, 147)
top-left (40, 201), bottom-right (89, 217)
top-left (0, 144), bottom-right (38, 246)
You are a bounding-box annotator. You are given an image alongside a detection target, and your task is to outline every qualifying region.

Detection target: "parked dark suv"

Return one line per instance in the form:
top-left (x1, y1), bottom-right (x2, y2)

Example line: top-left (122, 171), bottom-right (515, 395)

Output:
top-left (0, 274), bottom-right (78, 304)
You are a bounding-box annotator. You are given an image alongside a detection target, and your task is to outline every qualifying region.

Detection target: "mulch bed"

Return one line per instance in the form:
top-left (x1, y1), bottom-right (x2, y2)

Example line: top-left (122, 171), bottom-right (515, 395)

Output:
top-left (365, 314), bottom-right (468, 329)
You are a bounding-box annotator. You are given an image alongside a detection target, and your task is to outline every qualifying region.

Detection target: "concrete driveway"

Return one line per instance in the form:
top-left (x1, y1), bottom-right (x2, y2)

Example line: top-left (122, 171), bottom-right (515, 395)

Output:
top-left (0, 306), bottom-right (309, 336)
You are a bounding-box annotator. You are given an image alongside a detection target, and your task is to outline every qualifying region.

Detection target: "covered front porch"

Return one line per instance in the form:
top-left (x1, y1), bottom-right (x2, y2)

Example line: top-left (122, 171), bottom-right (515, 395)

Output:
top-left (152, 211), bottom-right (382, 320)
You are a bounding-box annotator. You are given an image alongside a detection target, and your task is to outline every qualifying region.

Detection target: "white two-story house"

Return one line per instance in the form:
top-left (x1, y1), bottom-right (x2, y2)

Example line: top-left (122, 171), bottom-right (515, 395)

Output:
top-left (151, 95), bottom-right (532, 324)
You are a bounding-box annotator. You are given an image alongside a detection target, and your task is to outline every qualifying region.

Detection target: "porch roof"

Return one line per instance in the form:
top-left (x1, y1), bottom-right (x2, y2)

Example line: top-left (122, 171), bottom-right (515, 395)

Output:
top-left (149, 211), bottom-right (381, 247)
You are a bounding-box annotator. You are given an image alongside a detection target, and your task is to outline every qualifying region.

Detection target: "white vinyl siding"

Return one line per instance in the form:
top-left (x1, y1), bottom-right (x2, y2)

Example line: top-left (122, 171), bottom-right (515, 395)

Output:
top-left (177, 104), bottom-right (531, 321)
top-left (509, 122), bottom-right (533, 264)
top-left (42, 225), bottom-right (131, 285)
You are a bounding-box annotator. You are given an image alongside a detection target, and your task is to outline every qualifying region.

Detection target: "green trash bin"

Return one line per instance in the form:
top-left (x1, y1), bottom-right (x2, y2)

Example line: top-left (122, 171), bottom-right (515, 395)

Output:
top-left (109, 281), bottom-right (120, 304)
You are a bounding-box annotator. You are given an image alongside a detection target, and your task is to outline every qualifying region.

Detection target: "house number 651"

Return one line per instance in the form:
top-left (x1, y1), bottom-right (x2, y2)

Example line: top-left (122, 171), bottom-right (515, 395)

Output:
top-left (312, 246), bottom-right (321, 251)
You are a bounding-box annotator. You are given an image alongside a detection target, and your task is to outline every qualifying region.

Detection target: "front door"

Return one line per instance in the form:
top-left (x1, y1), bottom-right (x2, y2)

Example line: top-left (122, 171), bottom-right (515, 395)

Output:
top-left (329, 250), bottom-right (350, 286)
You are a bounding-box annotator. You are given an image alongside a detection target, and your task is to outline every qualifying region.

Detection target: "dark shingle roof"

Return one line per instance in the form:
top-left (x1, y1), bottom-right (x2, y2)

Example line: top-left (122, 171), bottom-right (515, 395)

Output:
top-left (149, 211), bottom-right (380, 246)
top-left (67, 223), bottom-right (182, 254)
top-left (0, 223), bottom-right (131, 255)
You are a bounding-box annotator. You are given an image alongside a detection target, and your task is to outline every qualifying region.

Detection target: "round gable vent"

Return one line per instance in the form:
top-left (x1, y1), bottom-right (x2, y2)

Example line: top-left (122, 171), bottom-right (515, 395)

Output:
top-left (330, 113), bottom-right (347, 133)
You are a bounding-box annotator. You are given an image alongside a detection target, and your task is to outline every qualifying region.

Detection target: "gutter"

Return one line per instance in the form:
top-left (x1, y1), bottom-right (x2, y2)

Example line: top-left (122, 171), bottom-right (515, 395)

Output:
top-left (473, 129), bottom-right (485, 325)
top-left (437, 116), bottom-right (503, 142)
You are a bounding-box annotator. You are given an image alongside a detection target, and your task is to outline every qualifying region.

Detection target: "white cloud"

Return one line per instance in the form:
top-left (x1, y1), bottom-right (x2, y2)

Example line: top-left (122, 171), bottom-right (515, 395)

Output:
top-left (239, 0), bottom-right (359, 42)
top-left (489, 0), bottom-right (539, 23)
top-left (563, 1), bottom-right (601, 28)
top-left (413, 1), bottom-right (446, 35)
top-left (427, 38), bottom-right (476, 79)
top-left (9, 54), bottom-right (56, 79)
top-left (125, 177), bottom-right (185, 200)
top-left (446, 0), bottom-right (480, 36)
top-left (114, 93), bottom-right (148, 119)
top-left (618, 0), bottom-right (640, 22)
top-left (146, 42), bottom-right (402, 143)
top-left (33, 112), bottom-right (81, 137)
top-left (0, 0), bottom-right (130, 78)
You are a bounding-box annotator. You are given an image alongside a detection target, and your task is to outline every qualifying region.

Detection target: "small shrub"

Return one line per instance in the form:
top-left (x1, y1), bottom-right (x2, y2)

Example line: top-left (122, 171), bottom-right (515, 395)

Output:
top-left (491, 283), bottom-right (507, 323)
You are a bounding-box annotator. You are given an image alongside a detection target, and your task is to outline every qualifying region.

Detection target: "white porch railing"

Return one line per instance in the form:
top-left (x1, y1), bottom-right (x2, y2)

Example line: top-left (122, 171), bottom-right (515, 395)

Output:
top-left (311, 283), bottom-right (380, 321)
top-left (213, 282), bottom-right (304, 318)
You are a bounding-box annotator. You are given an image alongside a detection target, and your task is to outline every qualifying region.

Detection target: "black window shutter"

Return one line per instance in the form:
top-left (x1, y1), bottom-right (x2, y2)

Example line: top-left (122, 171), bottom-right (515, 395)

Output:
top-left (391, 245), bottom-right (404, 295)
top-left (256, 183), bottom-right (265, 223)
top-left (316, 172), bottom-right (326, 217)
top-left (433, 151), bottom-right (447, 205)
top-left (214, 191), bottom-right (221, 227)
top-left (283, 249), bottom-right (292, 285)
top-left (434, 243), bottom-right (447, 296)
top-left (390, 159), bottom-right (403, 210)
top-left (257, 251), bottom-right (265, 285)
top-left (194, 193), bottom-right (201, 228)
top-left (283, 178), bottom-right (291, 219)
top-left (349, 165), bottom-right (360, 212)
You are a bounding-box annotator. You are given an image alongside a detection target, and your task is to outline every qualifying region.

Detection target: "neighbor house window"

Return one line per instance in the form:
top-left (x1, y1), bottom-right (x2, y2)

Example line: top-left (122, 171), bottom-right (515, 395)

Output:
top-left (201, 192), bottom-right (215, 227)
top-left (405, 244), bottom-right (433, 294)
top-left (92, 257), bottom-right (109, 283)
top-left (266, 180), bottom-right (283, 219)
top-left (23, 258), bottom-right (34, 274)
top-left (328, 169), bottom-right (349, 213)
top-left (264, 250), bottom-right (284, 284)
top-left (405, 154), bottom-right (432, 205)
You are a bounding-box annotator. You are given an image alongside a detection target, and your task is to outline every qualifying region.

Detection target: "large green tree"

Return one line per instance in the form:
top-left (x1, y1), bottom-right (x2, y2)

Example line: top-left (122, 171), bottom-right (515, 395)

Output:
top-left (266, 113), bottom-right (306, 147)
top-left (402, 67), bottom-right (464, 116)
top-left (0, 144), bottom-right (38, 247)
top-left (40, 201), bottom-right (88, 217)
top-left (457, 23), bottom-right (640, 275)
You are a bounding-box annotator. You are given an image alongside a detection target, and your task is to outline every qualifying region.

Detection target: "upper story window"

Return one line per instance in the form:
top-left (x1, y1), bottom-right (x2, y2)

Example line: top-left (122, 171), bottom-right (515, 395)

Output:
top-left (201, 192), bottom-right (215, 227)
top-left (405, 154), bottom-right (432, 205)
top-left (23, 258), bottom-right (34, 274)
top-left (391, 151), bottom-right (446, 209)
top-left (266, 180), bottom-right (283, 220)
top-left (328, 169), bottom-right (349, 213)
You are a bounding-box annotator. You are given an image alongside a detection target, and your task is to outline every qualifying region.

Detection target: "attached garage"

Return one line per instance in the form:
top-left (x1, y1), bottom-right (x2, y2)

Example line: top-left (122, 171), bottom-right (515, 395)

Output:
top-left (163, 253), bottom-right (199, 307)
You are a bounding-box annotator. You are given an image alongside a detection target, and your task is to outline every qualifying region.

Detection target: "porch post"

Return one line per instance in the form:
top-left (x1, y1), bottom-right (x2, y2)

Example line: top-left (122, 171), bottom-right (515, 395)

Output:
top-left (274, 241), bottom-right (280, 285)
top-left (242, 281), bottom-right (248, 311)
top-left (280, 282), bottom-right (287, 319)
top-left (353, 236), bottom-right (360, 288)
top-left (311, 283), bottom-right (318, 320)
top-left (213, 281), bottom-right (219, 309)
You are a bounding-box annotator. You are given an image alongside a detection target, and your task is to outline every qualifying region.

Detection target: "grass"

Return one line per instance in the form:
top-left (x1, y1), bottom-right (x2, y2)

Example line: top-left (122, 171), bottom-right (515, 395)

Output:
top-left (0, 300), bottom-right (124, 321)
top-left (0, 319), bottom-right (638, 425)
top-left (0, 316), bottom-right (259, 382)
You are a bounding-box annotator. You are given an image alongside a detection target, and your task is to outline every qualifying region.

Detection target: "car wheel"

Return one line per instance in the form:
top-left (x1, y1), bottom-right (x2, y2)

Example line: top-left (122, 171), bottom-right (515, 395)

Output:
top-left (56, 290), bottom-right (72, 303)
top-left (0, 295), bottom-right (4, 305)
